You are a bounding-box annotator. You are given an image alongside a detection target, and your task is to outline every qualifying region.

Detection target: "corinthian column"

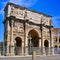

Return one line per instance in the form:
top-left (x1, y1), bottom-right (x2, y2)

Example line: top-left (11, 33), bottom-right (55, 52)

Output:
top-left (11, 20), bottom-right (14, 46)
top-left (51, 29), bottom-right (53, 47)
top-left (51, 28), bottom-right (54, 55)
top-left (10, 20), bottom-right (15, 55)
top-left (6, 20), bottom-right (10, 55)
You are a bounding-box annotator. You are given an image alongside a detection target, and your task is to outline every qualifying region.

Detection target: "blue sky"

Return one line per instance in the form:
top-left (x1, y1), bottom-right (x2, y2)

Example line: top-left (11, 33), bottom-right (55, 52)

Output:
top-left (0, 0), bottom-right (60, 42)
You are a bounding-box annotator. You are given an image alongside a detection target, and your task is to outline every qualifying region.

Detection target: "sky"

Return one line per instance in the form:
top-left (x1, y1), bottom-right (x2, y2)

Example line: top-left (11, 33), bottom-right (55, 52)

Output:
top-left (0, 0), bottom-right (60, 42)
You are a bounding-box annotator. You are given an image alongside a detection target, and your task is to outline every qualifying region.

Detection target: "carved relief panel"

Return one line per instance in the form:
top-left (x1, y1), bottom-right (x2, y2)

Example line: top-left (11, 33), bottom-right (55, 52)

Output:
top-left (14, 21), bottom-right (24, 36)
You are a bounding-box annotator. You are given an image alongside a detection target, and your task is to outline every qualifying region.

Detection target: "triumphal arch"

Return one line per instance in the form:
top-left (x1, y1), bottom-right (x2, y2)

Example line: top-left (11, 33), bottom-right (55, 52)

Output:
top-left (3, 2), bottom-right (53, 55)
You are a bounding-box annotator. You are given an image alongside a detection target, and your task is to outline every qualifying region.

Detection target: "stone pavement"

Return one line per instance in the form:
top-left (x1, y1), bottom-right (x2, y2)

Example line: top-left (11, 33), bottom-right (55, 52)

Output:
top-left (0, 55), bottom-right (60, 60)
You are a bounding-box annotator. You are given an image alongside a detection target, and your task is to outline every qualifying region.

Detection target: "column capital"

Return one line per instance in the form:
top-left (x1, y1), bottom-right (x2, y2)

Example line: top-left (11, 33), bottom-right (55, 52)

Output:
top-left (10, 16), bottom-right (16, 20)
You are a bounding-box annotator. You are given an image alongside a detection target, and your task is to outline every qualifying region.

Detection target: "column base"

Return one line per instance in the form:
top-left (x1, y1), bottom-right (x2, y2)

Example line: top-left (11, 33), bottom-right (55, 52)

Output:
top-left (0, 53), bottom-right (1, 56)
top-left (6, 53), bottom-right (10, 56)
top-left (10, 53), bottom-right (15, 56)
top-left (10, 46), bottom-right (15, 56)
top-left (25, 47), bottom-right (28, 56)
top-left (43, 47), bottom-right (46, 55)
top-left (51, 48), bottom-right (54, 55)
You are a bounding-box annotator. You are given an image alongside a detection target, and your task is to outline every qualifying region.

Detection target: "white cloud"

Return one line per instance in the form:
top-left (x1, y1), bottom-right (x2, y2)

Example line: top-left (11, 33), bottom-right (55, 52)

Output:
top-left (0, 0), bottom-right (38, 15)
top-left (52, 16), bottom-right (60, 23)
top-left (53, 16), bottom-right (60, 20)
top-left (1, 1), bottom-right (7, 5)
top-left (0, 2), bottom-right (7, 15)
top-left (52, 16), bottom-right (60, 28)
top-left (9, 0), bottom-right (38, 7)
top-left (0, 8), bottom-right (4, 14)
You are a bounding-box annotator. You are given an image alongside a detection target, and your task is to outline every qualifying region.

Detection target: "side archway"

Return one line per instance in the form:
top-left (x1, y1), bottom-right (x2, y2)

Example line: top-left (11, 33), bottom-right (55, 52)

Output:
top-left (44, 40), bottom-right (49, 55)
top-left (15, 37), bottom-right (22, 47)
top-left (54, 45), bottom-right (58, 54)
top-left (44, 40), bottom-right (49, 47)
top-left (14, 37), bottom-right (22, 55)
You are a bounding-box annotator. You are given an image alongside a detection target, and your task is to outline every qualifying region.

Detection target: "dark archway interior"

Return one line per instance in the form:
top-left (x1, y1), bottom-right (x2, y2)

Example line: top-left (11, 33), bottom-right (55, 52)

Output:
top-left (55, 46), bottom-right (58, 48)
top-left (15, 37), bottom-right (22, 55)
top-left (44, 40), bottom-right (49, 47)
top-left (59, 38), bottom-right (60, 42)
top-left (28, 29), bottom-right (39, 47)
top-left (15, 37), bottom-right (22, 47)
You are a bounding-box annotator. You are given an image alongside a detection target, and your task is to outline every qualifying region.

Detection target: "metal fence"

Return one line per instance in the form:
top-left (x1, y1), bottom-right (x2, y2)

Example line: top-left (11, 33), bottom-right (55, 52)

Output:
top-left (0, 46), bottom-right (60, 56)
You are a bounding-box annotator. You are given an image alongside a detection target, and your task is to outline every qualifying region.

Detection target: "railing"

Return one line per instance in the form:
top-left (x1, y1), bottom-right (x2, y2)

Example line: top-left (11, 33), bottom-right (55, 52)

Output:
top-left (0, 46), bottom-right (60, 56)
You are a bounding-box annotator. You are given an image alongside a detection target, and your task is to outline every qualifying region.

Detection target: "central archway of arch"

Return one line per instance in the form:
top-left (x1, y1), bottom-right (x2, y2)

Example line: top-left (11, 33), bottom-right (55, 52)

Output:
top-left (28, 29), bottom-right (39, 47)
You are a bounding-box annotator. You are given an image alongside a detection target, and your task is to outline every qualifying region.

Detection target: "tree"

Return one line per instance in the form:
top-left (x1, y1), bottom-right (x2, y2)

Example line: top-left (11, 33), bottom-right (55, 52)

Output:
top-left (3, 40), bottom-right (7, 46)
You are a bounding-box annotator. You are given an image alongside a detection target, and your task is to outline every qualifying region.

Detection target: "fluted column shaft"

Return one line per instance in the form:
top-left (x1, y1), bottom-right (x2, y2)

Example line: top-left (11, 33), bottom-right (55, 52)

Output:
top-left (10, 20), bottom-right (15, 55)
top-left (6, 20), bottom-right (10, 55)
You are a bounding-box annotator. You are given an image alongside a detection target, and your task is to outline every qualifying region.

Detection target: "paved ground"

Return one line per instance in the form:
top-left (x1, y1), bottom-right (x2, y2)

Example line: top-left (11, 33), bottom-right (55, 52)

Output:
top-left (0, 55), bottom-right (60, 60)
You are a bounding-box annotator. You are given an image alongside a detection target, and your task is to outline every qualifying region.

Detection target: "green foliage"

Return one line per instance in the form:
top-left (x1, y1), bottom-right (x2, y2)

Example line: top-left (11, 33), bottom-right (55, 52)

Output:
top-left (3, 40), bottom-right (7, 45)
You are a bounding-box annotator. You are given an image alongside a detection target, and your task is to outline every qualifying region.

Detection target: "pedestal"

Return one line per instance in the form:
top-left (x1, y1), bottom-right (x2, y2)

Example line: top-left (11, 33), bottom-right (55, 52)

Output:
top-left (6, 46), bottom-right (10, 56)
top-left (25, 46), bottom-right (28, 55)
top-left (21, 47), bottom-right (24, 56)
top-left (10, 46), bottom-right (15, 56)
top-left (51, 47), bottom-right (54, 55)
top-left (43, 47), bottom-right (46, 55)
